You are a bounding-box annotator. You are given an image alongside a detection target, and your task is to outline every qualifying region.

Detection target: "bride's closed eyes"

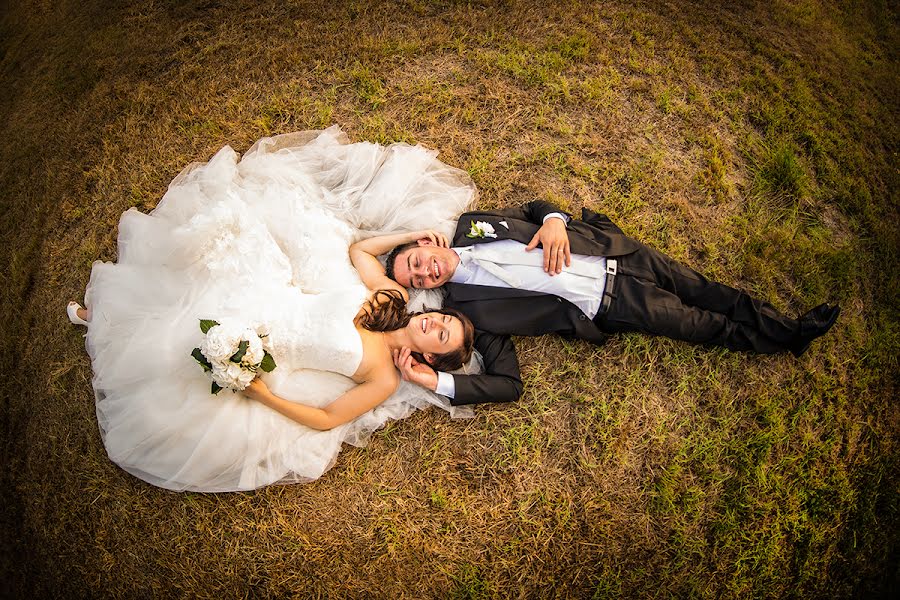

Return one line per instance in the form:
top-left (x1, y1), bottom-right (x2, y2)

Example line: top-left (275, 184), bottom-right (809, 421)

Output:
top-left (439, 314), bottom-right (450, 343)
top-left (413, 313), bottom-right (464, 354)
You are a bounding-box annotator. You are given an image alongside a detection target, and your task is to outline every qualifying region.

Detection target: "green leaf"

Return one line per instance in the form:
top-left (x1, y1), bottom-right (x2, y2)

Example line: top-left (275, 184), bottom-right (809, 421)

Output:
top-left (259, 351), bottom-right (277, 373)
top-left (200, 319), bottom-right (220, 334)
top-left (230, 340), bottom-right (249, 363)
top-left (211, 381), bottom-right (223, 395)
top-left (191, 348), bottom-right (212, 372)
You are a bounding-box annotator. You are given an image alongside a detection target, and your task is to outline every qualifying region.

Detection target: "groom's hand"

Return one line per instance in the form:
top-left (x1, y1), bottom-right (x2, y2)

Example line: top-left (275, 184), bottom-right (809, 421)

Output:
top-left (393, 347), bottom-right (438, 391)
top-left (525, 217), bottom-right (571, 275)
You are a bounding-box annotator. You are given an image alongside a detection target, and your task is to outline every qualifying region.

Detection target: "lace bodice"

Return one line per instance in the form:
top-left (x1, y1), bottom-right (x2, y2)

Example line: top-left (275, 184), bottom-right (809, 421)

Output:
top-left (175, 183), bottom-right (368, 379)
top-left (262, 286), bottom-right (367, 378)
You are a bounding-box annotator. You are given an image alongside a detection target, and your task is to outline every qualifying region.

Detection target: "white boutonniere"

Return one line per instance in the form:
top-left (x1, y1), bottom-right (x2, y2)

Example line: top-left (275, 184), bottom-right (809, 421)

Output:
top-left (466, 220), bottom-right (498, 239)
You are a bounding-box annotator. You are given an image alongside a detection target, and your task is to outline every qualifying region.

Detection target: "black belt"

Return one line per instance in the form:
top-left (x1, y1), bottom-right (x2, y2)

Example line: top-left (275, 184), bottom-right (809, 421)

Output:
top-left (598, 259), bottom-right (618, 316)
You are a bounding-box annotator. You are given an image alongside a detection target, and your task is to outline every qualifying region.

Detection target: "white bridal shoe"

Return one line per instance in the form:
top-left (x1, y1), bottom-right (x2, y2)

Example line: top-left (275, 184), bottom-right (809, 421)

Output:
top-left (67, 301), bottom-right (89, 326)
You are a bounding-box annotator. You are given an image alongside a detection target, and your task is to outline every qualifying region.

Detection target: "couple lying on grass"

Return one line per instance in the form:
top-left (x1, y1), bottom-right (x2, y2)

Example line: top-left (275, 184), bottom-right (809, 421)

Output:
top-left (67, 127), bottom-right (839, 491)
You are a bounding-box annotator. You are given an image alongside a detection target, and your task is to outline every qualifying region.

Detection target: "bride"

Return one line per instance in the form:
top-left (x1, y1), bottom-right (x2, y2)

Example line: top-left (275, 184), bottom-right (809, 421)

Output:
top-left (67, 126), bottom-right (478, 492)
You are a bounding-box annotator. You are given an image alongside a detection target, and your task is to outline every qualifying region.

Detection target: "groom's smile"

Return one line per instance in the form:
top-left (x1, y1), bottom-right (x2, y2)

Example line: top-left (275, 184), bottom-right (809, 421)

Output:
top-left (394, 241), bottom-right (459, 289)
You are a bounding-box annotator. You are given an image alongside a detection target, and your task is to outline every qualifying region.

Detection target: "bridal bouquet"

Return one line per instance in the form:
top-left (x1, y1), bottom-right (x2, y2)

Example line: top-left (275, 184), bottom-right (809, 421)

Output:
top-left (191, 319), bottom-right (277, 394)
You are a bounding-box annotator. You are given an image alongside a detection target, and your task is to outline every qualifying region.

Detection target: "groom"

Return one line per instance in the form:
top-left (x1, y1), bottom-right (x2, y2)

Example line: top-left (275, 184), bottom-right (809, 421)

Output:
top-left (385, 201), bottom-right (840, 406)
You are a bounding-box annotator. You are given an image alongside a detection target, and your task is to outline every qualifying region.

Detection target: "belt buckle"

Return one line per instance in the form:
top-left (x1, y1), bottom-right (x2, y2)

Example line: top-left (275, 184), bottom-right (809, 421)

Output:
top-left (606, 259), bottom-right (617, 276)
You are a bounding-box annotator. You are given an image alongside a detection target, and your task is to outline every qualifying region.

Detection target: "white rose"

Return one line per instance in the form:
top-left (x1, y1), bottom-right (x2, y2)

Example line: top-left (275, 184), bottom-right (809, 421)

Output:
top-left (210, 361), bottom-right (245, 389)
top-left (236, 369), bottom-right (256, 388)
top-left (225, 362), bottom-right (243, 382)
top-left (201, 329), bottom-right (237, 362)
top-left (211, 362), bottom-right (232, 388)
top-left (244, 334), bottom-right (265, 365)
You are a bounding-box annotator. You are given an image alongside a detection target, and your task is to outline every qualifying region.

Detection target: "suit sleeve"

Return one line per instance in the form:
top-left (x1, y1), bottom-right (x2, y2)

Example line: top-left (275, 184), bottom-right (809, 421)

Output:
top-left (450, 330), bottom-right (523, 406)
top-left (517, 200), bottom-right (572, 225)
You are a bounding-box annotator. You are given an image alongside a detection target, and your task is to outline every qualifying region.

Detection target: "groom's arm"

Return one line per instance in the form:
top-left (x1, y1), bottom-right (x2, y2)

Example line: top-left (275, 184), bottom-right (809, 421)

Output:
top-left (448, 330), bottom-right (523, 406)
top-left (494, 200), bottom-right (572, 226)
top-left (510, 201), bottom-right (573, 275)
top-left (395, 330), bottom-right (523, 405)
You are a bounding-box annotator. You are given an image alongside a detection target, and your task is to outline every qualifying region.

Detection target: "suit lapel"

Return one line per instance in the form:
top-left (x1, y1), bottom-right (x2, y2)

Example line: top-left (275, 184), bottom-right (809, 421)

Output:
top-left (453, 212), bottom-right (539, 248)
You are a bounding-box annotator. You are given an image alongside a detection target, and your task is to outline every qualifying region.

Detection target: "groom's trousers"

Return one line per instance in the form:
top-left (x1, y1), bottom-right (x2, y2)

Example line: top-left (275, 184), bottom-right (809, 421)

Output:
top-left (596, 242), bottom-right (801, 353)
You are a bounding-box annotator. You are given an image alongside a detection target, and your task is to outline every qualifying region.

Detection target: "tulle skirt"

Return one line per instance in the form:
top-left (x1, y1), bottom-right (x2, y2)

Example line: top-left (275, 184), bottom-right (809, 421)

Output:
top-left (83, 126), bottom-right (477, 491)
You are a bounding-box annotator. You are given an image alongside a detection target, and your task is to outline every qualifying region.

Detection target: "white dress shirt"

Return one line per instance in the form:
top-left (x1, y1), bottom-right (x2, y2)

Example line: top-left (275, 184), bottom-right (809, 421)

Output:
top-left (435, 214), bottom-right (607, 398)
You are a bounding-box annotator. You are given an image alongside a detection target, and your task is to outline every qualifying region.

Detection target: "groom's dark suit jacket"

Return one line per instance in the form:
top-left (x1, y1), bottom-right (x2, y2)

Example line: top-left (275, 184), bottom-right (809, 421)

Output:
top-left (446, 200), bottom-right (640, 406)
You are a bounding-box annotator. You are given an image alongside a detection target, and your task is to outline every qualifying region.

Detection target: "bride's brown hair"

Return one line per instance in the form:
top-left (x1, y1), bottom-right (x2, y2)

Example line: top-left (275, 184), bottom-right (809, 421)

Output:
top-left (357, 289), bottom-right (475, 372)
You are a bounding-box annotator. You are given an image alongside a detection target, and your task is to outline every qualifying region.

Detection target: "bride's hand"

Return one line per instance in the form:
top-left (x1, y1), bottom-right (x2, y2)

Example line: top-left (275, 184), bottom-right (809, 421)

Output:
top-left (414, 230), bottom-right (450, 248)
top-left (393, 347), bottom-right (439, 391)
top-left (243, 378), bottom-right (270, 401)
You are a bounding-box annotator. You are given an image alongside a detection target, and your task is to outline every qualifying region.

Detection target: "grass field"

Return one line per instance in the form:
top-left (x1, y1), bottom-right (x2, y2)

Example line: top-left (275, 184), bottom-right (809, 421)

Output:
top-left (1, 0), bottom-right (897, 597)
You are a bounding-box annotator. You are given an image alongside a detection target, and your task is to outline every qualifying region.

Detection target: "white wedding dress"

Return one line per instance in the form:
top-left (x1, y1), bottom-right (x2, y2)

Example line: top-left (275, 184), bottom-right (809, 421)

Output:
top-left (83, 126), bottom-right (477, 492)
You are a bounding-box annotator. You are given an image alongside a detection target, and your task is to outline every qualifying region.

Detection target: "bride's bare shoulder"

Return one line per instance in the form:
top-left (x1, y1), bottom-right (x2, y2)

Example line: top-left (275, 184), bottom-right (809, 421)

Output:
top-left (352, 327), bottom-right (399, 386)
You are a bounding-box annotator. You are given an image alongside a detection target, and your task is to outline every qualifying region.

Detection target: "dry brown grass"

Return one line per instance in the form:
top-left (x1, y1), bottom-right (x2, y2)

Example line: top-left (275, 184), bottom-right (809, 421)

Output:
top-left (2, 0), bottom-right (897, 598)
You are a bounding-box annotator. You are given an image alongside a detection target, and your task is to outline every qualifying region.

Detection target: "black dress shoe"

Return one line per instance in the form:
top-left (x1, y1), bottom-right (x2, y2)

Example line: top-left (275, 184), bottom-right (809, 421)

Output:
top-left (791, 304), bottom-right (841, 357)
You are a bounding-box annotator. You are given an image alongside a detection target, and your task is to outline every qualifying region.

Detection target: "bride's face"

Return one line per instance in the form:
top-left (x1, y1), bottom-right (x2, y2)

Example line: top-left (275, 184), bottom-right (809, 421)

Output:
top-left (407, 312), bottom-right (465, 358)
top-left (394, 241), bottom-right (459, 289)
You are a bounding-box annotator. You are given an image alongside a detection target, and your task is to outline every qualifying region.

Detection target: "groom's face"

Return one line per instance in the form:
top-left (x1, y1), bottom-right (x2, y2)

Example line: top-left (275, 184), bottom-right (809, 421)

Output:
top-left (393, 240), bottom-right (459, 289)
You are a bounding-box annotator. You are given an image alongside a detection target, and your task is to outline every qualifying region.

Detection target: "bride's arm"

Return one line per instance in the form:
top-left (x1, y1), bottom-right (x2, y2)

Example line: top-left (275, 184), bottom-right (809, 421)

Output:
top-left (349, 230), bottom-right (449, 296)
top-left (243, 368), bottom-right (399, 431)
